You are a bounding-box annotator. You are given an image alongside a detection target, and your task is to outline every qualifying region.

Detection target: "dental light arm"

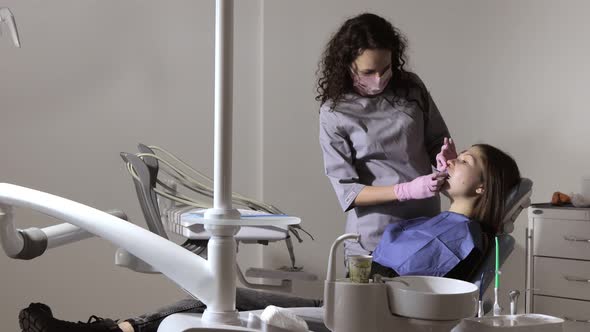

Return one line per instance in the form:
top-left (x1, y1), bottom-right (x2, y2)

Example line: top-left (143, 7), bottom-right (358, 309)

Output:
top-left (0, 183), bottom-right (216, 306)
top-left (0, 8), bottom-right (20, 47)
top-left (0, 204), bottom-right (125, 260)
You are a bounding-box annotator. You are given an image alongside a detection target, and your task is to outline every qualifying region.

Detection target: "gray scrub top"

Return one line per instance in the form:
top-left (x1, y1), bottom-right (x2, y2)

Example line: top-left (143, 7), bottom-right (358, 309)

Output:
top-left (318, 74), bottom-right (450, 258)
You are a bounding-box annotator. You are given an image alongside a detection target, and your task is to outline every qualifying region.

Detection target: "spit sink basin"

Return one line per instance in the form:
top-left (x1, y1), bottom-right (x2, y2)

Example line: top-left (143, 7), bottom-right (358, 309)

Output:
top-left (386, 276), bottom-right (478, 321)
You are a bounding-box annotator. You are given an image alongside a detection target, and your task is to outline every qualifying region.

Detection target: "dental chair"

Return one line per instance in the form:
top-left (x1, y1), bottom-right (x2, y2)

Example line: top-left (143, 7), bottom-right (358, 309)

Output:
top-left (0, 175), bottom-right (534, 332)
top-left (96, 149), bottom-right (535, 299)
top-left (470, 178), bottom-right (533, 310)
top-left (251, 178), bottom-right (535, 331)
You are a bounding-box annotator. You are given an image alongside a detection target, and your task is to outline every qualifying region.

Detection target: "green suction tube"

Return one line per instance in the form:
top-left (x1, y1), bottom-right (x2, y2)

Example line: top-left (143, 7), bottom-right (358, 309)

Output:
top-left (495, 236), bottom-right (500, 288)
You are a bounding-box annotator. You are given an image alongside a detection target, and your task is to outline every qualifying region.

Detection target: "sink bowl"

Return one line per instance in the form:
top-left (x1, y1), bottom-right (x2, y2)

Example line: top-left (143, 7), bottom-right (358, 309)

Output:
top-left (452, 314), bottom-right (564, 332)
top-left (386, 276), bottom-right (478, 320)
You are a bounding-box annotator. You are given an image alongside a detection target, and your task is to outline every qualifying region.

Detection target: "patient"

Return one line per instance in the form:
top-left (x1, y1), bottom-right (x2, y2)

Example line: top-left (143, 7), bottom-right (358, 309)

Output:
top-left (18, 143), bottom-right (519, 332)
top-left (370, 144), bottom-right (520, 280)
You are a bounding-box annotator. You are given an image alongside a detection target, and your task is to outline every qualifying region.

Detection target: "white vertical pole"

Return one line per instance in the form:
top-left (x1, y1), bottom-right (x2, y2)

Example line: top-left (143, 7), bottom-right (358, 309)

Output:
top-left (207, 0), bottom-right (239, 219)
top-left (202, 0), bottom-right (241, 325)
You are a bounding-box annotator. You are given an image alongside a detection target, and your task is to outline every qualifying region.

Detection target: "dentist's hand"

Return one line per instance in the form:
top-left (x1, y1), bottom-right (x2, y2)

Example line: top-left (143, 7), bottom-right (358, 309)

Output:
top-left (436, 137), bottom-right (458, 172)
top-left (394, 172), bottom-right (447, 201)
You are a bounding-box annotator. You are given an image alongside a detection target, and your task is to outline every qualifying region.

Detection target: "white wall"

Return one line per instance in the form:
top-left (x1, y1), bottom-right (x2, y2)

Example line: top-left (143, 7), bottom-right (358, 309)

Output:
top-left (261, 0), bottom-right (590, 309)
top-left (0, 0), bottom-right (263, 330)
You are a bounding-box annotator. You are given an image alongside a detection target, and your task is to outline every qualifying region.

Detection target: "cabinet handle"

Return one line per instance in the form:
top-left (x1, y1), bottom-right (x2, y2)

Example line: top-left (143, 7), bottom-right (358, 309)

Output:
top-left (564, 235), bottom-right (590, 243)
top-left (563, 275), bottom-right (590, 283)
top-left (563, 316), bottom-right (590, 323)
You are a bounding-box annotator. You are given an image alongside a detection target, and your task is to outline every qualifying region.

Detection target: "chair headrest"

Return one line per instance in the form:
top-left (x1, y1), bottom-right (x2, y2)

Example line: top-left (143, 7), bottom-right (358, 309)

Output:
top-left (500, 178), bottom-right (533, 234)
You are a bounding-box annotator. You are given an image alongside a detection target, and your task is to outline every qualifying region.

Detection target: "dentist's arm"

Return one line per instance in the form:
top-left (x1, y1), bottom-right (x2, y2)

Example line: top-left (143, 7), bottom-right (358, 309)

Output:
top-left (354, 172), bottom-right (446, 206)
top-left (353, 185), bottom-right (397, 206)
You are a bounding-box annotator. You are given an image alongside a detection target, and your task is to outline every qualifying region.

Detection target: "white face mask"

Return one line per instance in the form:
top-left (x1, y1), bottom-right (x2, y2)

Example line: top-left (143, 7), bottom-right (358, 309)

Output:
top-left (351, 67), bottom-right (393, 96)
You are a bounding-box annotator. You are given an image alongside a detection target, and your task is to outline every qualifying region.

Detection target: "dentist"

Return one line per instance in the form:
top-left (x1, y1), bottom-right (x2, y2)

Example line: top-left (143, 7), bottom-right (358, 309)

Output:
top-left (317, 13), bottom-right (457, 261)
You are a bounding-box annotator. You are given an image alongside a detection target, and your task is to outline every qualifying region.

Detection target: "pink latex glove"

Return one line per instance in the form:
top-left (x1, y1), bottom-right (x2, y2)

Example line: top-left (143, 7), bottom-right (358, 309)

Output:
top-left (436, 137), bottom-right (458, 172)
top-left (394, 172), bottom-right (447, 202)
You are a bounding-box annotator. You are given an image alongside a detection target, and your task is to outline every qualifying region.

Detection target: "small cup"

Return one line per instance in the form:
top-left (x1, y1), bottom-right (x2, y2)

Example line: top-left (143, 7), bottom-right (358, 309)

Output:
top-left (347, 255), bottom-right (373, 283)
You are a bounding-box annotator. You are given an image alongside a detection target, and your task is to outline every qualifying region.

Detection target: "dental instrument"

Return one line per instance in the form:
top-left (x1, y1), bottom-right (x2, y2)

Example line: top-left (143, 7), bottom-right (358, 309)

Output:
top-left (124, 144), bottom-right (312, 241)
top-left (493, 236), bottom-right (502, 316)
top-left (120, 144), bottom-right (316, 286)
top-left (0, 7), bottom-right (20, 47)
top-left (509, 290), bottom-right (520, 315)
top-left (478, 270), bottom-right (490, 318)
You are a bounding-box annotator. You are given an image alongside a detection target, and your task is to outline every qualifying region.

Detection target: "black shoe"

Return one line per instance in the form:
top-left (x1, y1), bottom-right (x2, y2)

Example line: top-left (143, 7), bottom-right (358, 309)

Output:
top-left (19, 302), bottom-right (123, 332)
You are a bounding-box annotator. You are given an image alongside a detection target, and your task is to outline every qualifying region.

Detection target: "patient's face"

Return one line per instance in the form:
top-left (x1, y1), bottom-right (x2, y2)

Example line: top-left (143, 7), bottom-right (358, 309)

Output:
top-left (441, 146), bottom-right (485, 199)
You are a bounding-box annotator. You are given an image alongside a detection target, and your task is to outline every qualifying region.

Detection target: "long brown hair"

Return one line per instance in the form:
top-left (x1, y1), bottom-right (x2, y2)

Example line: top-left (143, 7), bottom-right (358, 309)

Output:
top-left (471, 144), bottom-right (521, 234)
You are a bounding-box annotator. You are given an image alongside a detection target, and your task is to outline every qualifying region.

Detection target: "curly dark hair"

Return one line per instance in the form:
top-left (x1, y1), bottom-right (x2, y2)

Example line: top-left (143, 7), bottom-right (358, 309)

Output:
top-left (316, 13), bottom-right (424, 109)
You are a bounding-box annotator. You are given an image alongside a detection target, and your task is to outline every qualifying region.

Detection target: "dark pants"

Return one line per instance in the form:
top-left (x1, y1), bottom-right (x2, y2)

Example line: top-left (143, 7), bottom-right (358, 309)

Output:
top-left (127, 288), bottom-right (323, 332)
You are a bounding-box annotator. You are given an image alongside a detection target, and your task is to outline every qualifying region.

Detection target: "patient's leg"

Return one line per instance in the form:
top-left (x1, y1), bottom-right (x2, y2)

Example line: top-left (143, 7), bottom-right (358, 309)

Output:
top-left (124, 288), bottom-right (321, 332)
top-left (19, 302), bottom-right (125, 332)
top-left (17, 300), bottom-right (203, 332)
top-left (124, 298), bottom-right (205, 332)
top-left (234, 287), bottom-right (322, 311)
top-left (126, 288), bottom-right (322, 332)
top-left (19, 289), bottom-right (322, 332)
